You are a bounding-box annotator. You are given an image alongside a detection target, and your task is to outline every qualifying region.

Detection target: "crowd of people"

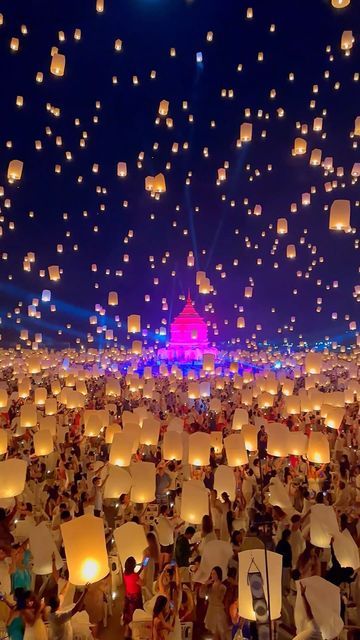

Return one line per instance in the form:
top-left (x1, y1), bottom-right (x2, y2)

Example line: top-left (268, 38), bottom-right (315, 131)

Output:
top-left (0, 355), bottom-right (359, 640)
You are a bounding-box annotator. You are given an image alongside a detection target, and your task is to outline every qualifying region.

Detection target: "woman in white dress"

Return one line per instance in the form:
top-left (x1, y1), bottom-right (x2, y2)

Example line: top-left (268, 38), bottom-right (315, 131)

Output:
top-left (219, 493), bottom-right (232, 542)
top-left (22, 593), bottom-right (47, 640)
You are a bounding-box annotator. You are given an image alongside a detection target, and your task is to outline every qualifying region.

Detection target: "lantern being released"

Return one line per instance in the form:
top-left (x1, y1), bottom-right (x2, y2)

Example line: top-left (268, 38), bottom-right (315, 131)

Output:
top-left (61, 514), bottom-right (109, 585)
top-left (181, 479), bottom-right (209, 524)
top-left (0, 459), bottom-right (27, 498)
top-left (114, 521), bottom-right (148, 568)
top-left (238, 549), bottom-right (282, 621)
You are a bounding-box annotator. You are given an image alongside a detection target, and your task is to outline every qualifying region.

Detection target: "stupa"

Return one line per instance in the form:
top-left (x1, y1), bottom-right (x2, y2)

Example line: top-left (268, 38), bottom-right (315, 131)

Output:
top-left (158, 292), bottom-right (217, 362)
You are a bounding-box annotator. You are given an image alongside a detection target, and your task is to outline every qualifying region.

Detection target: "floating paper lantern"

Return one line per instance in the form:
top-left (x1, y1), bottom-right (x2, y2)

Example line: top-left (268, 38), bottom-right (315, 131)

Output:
top-left (30, 521), bottom-right (62, 575)
top-left (61, 514), bottom-right (109, 585)
top-left (285, 395), bottom-right (301, 414)
top-left (18, 379), bottom-right (30, 398)
top-left (203, 353), bottom-right (215, 372)
top-left (188, 432), bottom-right (210, 466)
top-left (307, 432), bottom-right (330, 464)
top-left (7, 159), bottom-right (23, 181)
top-left (258, 392), bottom-right (274, 409)
top-left (305, 352), bottom-right (322, 374)
top-left (329, 200), bottom-right (351, 231)
top-left (0, 459), bottom-right (27, 498)
top-left (163, 431), bottom-right (183, 460)
top-left (232, 408), bottom-right (248, 430)
top-left (237, 316), bottom-right (245, 328)
top-left (158, 100), bottom-right (169, 116)
top-left (0, 431), bottom-right (8, 455)
top-left (105, 423), bottom-right (121, 444)
top-left (108, 291), bottom-right (118, 306)
top-left (181, 479), bottom-right (209, 524)
top-left (277, 218), bottom-right (288, 235)
top-left (267, 423), bottom-right (289, 457)
top-left (20, 403), bottom-right (37, 428)
top-left (214, 465), bottom-right (236, 501)
top-left (0, 390), bottom-right (8, 409)
top-left (331, 0), bottom-right (350, 7)
top-left (104, 466), bottom-right (132, 500)
top-left (238, 550), bottom-right (282, 621)
top-left (325, 406), bottom-right (344, 429)
top-left (109, 433), bottom-right (133, 466)
top-left (117, 162), bottom-right (127, 177)
top-left (48, 265), bottom-right (60, 281)
top-left (287, 431), bottom-right (307, 456)
top-left (106, 379), bottom-right (121, 396)
top-left (242, 424), bottom-right (258, 451)
top-left (310, 503), bottom-right (339, 548)
top-left (341, 30), bottom-right (354, 50)
top-left (50, 53), bottom-right (66, 76)
top-left (240, 122), bottom-right (253, 141)
top-left (294, 137), bottom-right (307, 155)
top-left (139, 418), bottom-right (160, 446)
top-left (130, 462), bottom-right (155, 503)
top-left (127, 314), bottom-right (141, 333)
top-left (224, 433), bottom-right (248, 466)
top-left (286, 244), bottom-right (296, 259)
top-left (114, 521), bottom-right (147, 568)
top-left (34, 387), bottom-right (47, 406)
top-left (39, 416), bottom-right (57, 436)
top-left (34, 429), bottom-right (54, 456)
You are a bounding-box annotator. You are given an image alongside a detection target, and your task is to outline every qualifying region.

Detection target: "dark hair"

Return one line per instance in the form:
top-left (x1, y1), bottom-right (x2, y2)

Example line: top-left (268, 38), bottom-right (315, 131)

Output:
top-left (124, 556), bottom-right (136, 574)
top-left (153, 595), bottom-right (168, 618)
top-left (212, 566), bottom-right (223, 581)
top-left (160, 505), bottom-right (168, 515)
top-left (201, 515), bottom-right (213, 536)
top-left (281, 529), bottom-right (291, 541)
top-left (185, 526), bottom-right (196, 536)
top-left (227, 566), bottom-right (237, 579)
top-left (60, 510), bottom-right (71, 521)
top-left (47, 595), bottom-right (60, 612)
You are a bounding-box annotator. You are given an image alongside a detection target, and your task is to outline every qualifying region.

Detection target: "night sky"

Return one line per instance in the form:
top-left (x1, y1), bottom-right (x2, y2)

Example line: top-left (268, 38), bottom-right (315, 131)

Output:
top-left (0, 0), bottom-right (359, 351)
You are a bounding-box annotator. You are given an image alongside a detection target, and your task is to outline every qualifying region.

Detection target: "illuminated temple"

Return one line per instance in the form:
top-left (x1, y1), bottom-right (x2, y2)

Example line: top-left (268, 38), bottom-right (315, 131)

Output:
top-left (158, 293), bottom-right (218, 362)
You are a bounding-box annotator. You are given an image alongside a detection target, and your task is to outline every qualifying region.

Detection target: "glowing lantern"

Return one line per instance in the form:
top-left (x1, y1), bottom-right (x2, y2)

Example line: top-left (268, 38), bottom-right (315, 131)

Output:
top-left (181, 480), bottom-right (209, 524)
top-left (282, 379), bottom-right (294, 396)
top-left (0, 459), bottom-right (27, 498)
top-left (48, 265), bottom-right (60, 281)
top-left (20, 404), bottom-right (37, 428)
top-left (34, 429), bottom-right (54, 456)
top-left (28, 356), bottom-right (41, 373)
top-left (109, 433), bottom-right (133, 467)
top-left (310, 148), bottom-right (322, 165)
top-left (132, 341), bottom-right (142, 355)
top-left (325, 406), bottom-right (344, 429)
top-left (130, 462), bottom-right (155, 503)
top-left (285, 395), bottom-right (301, 414)
top-left (210, 432), bottom-right (222, 454)
top-left (61, 514), bottom-right (108, 585)
top-left (307, 432), bottom-right (330, 464)
top-left (238, 550), bottom-right (282, 621)
top-left (34, 388), bottom-right (47, 406)
top-left (244, 286), bottom-right (253, 298)
top-left (39, 416), bottom-right (56, 437)
top-left (310, 504), bottom-right (339, 548)
top-left (18, 378), bottom-right (30, 398)
top-left (341, 30), bottom-right (353, 50)
top-left (224, 434), bottom-right (248, 466)
top-left (232, 408), bottom-right (248, 430)
top-left (267, 423), bottom-right (289, 457)
top-left (294, 138), bottom-right (307, 155)
top-left (108, 291), bottom-right (118, 306)
top-left (105, 423), bottom-right (121, 444)
top-left (277, 218), bottom-right (288, 234)
top-left (304, 352), bottom-right (322, 374)
top-left (287, 432), bottom-right (307, 456)
top-left (153, 173), bottom-right (166, 193)
top-left (117, 162), bottom-right (127, 177)
top-left (106, 379), bottom-right (120, 396)
top-left (286, 244), bottom-right (296, 259)
top-left (163, 431), bottom-right (183, 460)
top-left (158, 100), bottom-right (169, 116)
top-left (30, 522), bottom-right (62, 575)
top-left (7, 160), bottom-right (23, 181)
top-left (214, 466), bottom-right (236, 501)
top-left (50, 53), bottom-right (66, 76)
top-left (331, 0), bottom-right (350, 7)
top-left (188, 432), bottom-right (210, 466)
top-left (114, 522), bottom-right (147, 568)
top-left (203, 353), bottom-right (215, 372)
top-left (258, 392), bottom-right (274, 409)
top-left (0, 390), bottom-right (8, 409)
top-left (237, 316), bottom-right (245, 328)
top-left (104, 467), bottom-right (131, 499)
top-left (128, 314), bottom-right (141, 333)
top-left (188, 382), bottom-right (200, 400)
top-left (0, 431), bottom-right (8, 455)
top-left (333, 530), bottom-right (360, 570)
top-left (329, 200), bottom-right (351, 231)
top-left (139, 418), bottom-right (160, 446)
top-left (240, 122), bottom-right (253, 141)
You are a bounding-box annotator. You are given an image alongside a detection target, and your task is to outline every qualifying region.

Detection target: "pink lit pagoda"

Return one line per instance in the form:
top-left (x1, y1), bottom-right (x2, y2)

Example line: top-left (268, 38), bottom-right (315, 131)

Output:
top-left (158, 292), bottom-right (217, 362)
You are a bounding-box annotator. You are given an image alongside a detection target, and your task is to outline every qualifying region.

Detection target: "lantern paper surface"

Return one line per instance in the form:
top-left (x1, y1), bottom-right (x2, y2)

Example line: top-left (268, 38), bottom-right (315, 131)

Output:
top-left (30, 521), bottom-right (62, 575)
top-left (214, 465), bottom-right (236, 500)
top-left (130, 462), bottom-right (155, 503)
top-left (163, 431), bottom-right (183, 460)
top-left (294, 576), bottom-right (343, 640)
top-left (310, 504), bottom-right (339, 548)
top-left (238, 549), bottom-right (282, 621)
top-left (193, 540), bottom-right (233, 583)
top-left (0, 459), bottom-right (27, 498)
top-left (114, 521), bottom-right (147, 568)
top-left (61, 514), bottom-right (109, 585)
top-left (181, 479), bottom-right (209, 524)
top-left (188, 432), bottom-right (210, 466)
top-left (104, 466), bottom-right (132, 499)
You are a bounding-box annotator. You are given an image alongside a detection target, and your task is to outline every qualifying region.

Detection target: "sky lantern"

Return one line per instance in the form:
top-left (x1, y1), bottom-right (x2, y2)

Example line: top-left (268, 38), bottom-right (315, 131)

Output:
top-left (331, 0), bottom-right (350, 7)
top-left (0, 431), bottom-right (8, 456)
top-left (104, 466), bottom-right (131, 499)
top-left (341, 30), bottom-right (353, 50)
top-left (329, 199), bottom-right (351, 230)
top-left (307, 432), bottom-right (330, 464)
top-left (163, 431), bottom-right (183, 460)
top-left (34, 429), bottom-right (54, 456)
top-left (117, 162), bottom-right (127, 177)
top-left (130, 462), bottom-right (155, 502)
top-left (61, 514), bottom-right (108, 585)
top-left (108, 291), bottom-right (118, 305)
top-left (240, 122), bottom-right (253, 141)
top-left (294, 137), bottom-right (307, 154)
top-left (127, 314), bottom-right (141, 333)
top-left (242, 424), bottom-right (258, 451)
top-left (109, 432), bottom-right (133, 466)
top-left (158, 99), bottom-right (169, 116)
top-left (50, 53), bottom-right (66, 76)
top-left (224, 433), bottom-right (248, 466)
top-left (181, 479), bottom-right (209, 524)
top-left (7, 159), bottom-right (23, 181)
top-left (0, 459), bottom-right (27, 498)
top-left (188, 432), bottom-right (210, 466)
top-left (20, 403), bottom-right (37, 428)
top-left (114, 522), bottom-right (147, 568)
top-left (214, 465), bottom-right (236, 500)
top-left (277, 218), bottom-right (288, 234)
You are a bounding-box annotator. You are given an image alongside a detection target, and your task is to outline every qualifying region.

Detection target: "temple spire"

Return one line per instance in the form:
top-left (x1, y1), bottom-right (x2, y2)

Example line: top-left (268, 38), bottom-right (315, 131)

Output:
top-left (186, 289), bottom-right (192, 304)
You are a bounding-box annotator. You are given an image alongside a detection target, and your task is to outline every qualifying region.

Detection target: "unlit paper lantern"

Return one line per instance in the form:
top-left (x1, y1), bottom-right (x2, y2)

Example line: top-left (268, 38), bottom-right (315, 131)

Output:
top-left (238, 549), bottom-right (282, 621)
top-left (114, 521), bottom-right (147, 568)
top-left (310, 504), bottom-right (339, 548)
top-left (30, 521), bottom-right (62, 574)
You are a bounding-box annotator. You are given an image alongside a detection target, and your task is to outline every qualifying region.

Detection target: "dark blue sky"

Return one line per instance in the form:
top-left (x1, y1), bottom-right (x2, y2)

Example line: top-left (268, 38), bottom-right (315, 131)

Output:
top-left (0, 0), bottom-right (359, 350)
